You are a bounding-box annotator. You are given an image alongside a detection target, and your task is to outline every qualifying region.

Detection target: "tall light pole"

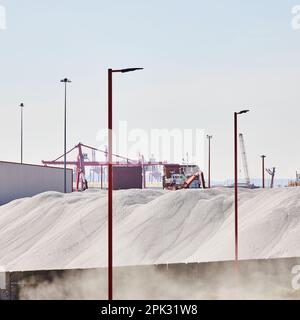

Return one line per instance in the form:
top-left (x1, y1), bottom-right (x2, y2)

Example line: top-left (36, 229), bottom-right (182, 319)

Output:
top-left (234, 109), bottom-right (250, 262)
top-left (60, 78), bottom-right (72, 194)
top-left (261, 155), bottom-right (266, 188)
top-left (206, 135), bottom-right (212, 188)
top-left (108, 67), bottom-right (143, 301)
top-left (19, 103), bottom-right (24, 164)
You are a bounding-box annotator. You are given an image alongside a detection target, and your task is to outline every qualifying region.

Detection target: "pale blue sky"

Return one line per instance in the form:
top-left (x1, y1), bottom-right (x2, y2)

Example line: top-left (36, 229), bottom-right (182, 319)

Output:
top-left (0, 0), bottom-right (300, 180)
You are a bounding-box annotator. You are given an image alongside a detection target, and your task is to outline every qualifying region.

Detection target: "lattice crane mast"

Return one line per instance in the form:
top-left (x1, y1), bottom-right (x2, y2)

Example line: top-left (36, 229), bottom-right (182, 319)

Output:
top-left (239, 133), bottom-right (251, 186)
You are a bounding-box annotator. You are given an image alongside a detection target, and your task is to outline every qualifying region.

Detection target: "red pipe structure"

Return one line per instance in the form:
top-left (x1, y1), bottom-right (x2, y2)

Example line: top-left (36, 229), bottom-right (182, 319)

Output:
top-left (76, 143), bottom-right (87, 191)
top-left (100, 166), bottom-right (103, 189)
top-left (234, 110), bottom-right (250, 262)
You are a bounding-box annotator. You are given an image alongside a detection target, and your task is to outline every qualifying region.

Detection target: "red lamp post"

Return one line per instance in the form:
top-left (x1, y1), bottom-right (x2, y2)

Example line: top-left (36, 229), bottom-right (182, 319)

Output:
top-left (234, 110), bottom-right (250, 262)
top-left (107, 67), bottom-right (143, 301)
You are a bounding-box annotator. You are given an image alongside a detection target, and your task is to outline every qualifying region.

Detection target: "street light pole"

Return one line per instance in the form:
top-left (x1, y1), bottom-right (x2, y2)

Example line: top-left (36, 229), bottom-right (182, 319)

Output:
top-left (60, 78), bottom-right (72, 194)
top-left (107, 67), bottom-right (143, 301)
top-left (19, 103), bottom-right (24, 164)
top-left (108, 69), bottom-right (113, 301)
top-left (261, 155), bottom-right (266, 188)
top-left (234, 109), bottom-right (250, 262)
top-left (234, 113), bottom-right (238, 262)
top-left (206, 135), bottom-right (212, 188)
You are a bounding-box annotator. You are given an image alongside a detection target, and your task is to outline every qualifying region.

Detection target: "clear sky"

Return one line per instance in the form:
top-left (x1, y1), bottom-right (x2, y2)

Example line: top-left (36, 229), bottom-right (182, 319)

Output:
top-left (0, 0), bottom-right (300, 180)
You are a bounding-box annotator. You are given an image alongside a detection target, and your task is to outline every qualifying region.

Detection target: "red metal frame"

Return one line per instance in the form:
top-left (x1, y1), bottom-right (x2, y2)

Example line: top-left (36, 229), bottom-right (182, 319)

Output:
top-left (42, 142), bottom-right (169, 192)
top-left (108, 69), bottom-right (113, 301)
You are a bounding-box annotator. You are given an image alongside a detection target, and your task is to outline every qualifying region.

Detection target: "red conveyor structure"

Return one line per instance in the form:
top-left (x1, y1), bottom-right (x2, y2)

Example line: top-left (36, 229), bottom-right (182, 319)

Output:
top-left (42, 143), bottom-right (168, 191)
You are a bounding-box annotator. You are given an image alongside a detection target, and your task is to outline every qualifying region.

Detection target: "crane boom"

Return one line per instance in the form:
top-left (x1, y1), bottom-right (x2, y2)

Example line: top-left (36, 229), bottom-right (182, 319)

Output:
top-left (239, 133), bottom-right (251, 186)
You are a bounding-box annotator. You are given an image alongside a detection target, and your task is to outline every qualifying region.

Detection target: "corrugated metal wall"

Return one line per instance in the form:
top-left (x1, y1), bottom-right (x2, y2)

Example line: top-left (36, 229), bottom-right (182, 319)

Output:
top-left (0, 161), bottom-right (73, 205)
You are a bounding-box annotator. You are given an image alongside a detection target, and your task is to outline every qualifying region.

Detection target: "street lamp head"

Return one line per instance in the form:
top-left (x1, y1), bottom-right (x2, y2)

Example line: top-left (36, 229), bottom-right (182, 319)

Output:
top-left (237, 109), bottom-right (250, 115)
top-left (60, 78), bottom-right (72, 83)
top-left (19, 103), bottom-right (24, 108)
top-left (206, 135), bottom-right (213, 139)
top-left (120, 68), bottom-right (144, 73)
top-left (261, 155), bottom-right (266, 158)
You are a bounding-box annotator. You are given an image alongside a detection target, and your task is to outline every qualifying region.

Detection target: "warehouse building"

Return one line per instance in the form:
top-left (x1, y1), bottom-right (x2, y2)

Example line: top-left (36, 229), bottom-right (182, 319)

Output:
top-left (0, 161), bottom-right (73, 205)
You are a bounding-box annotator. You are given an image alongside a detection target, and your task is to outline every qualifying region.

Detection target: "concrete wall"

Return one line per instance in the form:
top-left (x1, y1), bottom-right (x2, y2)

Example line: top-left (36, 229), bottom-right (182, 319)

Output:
top-left (0, 161), bottom-right (73, 205)
top-left (4, 257), bottom-right (300, 299)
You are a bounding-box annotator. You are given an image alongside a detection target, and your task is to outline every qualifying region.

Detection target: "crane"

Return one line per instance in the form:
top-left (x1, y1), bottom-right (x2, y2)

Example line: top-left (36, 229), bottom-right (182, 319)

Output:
top-left (239, 133), bottom-right (251, 187)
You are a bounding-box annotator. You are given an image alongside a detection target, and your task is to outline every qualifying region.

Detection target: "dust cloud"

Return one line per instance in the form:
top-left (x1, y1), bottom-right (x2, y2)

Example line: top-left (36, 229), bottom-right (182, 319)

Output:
top-left (19, 260), bottom-right (300, 300)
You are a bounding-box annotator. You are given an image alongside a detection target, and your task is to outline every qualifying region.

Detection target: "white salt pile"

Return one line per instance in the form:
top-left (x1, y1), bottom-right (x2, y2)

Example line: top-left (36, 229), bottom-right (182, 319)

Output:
top-left (0, 187), bottom-right (300, 272)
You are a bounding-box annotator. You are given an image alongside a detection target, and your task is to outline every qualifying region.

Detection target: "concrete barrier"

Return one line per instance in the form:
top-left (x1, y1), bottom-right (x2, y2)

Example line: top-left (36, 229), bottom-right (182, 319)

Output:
top-left (4, 257), bottom-right (300, 300)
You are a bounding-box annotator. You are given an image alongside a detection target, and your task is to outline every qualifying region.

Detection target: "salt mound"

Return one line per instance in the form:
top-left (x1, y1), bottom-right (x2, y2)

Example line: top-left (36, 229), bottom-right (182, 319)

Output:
top-left (0, 188), bottom-right (300, 272)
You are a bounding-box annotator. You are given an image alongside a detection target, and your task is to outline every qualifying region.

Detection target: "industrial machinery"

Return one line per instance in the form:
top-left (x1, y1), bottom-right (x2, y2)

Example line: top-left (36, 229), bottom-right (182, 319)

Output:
top-left (266, 167), bottom-right (276, 188)
top-left (163, 164), bottom-right (206, 190)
